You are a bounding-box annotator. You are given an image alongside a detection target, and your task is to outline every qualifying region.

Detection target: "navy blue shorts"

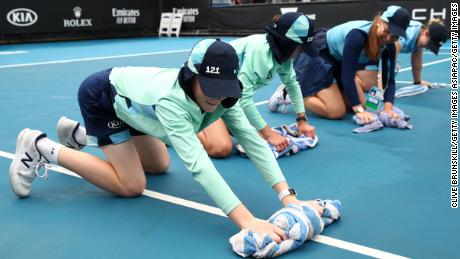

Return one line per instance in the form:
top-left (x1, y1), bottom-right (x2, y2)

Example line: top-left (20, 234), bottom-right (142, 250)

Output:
top-left (294, 28), bottom-right (378, 97)
top-left (77, 68), bottom-right (144, 146)
top-left (294, 28), bottom-right (338, 97)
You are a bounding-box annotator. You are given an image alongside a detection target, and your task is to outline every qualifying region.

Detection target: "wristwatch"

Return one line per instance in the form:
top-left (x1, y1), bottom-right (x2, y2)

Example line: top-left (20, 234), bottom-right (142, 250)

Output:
top-left (296, 115), bottom-right (308, 122)
top-left (278, 188), bottom-right (297, 201)
top-left (354, 106), bottom-right (364, 113)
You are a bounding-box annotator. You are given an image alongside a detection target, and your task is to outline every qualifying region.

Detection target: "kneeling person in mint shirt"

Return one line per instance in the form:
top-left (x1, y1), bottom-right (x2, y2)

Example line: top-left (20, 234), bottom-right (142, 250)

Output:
top-left (9, 39), bottom-right (323, 243)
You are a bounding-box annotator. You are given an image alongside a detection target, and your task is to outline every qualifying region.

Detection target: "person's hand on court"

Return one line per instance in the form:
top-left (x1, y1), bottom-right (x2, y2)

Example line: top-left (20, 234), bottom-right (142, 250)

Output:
top-left (420, 80), bottom-right (432, 87)
top-left (297, 120), bottom-right (316, 138)
top-left (245, 218), bottom-right (287, 243)
top-left (356, 111), bottom-right (375, 124)
top-left (264, 129), bottom-right (290, 152)
top-left (281, 196), bottom-right (324, 216)
top-left (383, 108), bottom-right (400, 120)
top-left (300, 200), bottom-right (324, 216)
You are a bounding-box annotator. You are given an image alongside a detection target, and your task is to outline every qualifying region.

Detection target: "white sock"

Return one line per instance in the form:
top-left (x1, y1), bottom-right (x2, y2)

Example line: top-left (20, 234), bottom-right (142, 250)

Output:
top-left (36, 137), bottom-right (63, 164)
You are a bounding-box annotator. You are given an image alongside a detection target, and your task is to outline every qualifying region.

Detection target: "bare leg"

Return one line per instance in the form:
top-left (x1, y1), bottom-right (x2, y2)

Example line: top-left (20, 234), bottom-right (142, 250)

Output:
top-left (132, 135), bottom-right (170, 174)
top-left (197, 118), bottom-right (233, 158)
top-left (58, 140), bottom-right (147, 197)
top-left (303, 83), bottom-right (346, 119)
top-left (355, 70), bottom-right (378, 105)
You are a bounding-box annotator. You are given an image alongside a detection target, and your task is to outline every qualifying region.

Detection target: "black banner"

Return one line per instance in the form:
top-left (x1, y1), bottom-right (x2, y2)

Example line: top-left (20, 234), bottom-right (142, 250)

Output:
top-left (210, 0), bottom-right (451, 34)
top-left (0, 0), bottom-right (450, 41)
top-left (161, 0), bottom-right (210, 30)
top-left (1, 0), bottom-right (160, 34)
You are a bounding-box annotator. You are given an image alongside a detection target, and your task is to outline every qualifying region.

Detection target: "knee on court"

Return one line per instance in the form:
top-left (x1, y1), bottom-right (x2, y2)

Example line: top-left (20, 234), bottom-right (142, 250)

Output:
top-left (119, 178), bottom-right (146, 197)
top-left (144, 159), bottom-right (170, 175)
top-left (207, 141), bottom-right (233, 158)
top-left (326, 107), bottom-right (346, 119)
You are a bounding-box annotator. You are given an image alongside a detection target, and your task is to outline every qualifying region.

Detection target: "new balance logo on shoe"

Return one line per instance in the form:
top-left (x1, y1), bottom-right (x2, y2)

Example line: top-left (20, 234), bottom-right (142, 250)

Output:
top-left (38, 152), bottom-right (49, 163)
top-left (20, 152), bottom-right (33, 168)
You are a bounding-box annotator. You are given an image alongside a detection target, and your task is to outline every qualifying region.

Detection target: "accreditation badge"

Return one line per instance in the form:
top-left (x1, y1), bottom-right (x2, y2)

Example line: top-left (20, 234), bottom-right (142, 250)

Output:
top-left (365, 86), bottom-right (384, 111)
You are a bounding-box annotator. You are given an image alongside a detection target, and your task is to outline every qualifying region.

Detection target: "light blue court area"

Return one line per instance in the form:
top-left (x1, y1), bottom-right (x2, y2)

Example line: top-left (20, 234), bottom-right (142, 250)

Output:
top-left (0, 37), bottom-right (458, 258)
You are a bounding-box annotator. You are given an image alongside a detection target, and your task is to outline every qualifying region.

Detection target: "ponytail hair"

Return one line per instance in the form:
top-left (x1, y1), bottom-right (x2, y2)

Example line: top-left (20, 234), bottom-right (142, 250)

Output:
top-left (428, 18), bottom-right (445, 26)
top-left (364, 15), bottom-right (381, 62)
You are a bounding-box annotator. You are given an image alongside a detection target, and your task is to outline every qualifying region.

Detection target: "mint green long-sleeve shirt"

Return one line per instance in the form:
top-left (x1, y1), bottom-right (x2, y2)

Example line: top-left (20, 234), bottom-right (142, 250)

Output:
top-left (230, 34), bottom-right (305, 131)
top-left (109, 66), bottom-right (286, 214)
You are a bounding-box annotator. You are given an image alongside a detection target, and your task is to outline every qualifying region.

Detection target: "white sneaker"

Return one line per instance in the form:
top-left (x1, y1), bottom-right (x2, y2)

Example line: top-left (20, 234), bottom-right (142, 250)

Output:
top-left (268, 84), bottom-right (291, 113)
top-left (9, 128), bottom-right (49, 198)
top-left (56, 116), bottom-right (85, 150)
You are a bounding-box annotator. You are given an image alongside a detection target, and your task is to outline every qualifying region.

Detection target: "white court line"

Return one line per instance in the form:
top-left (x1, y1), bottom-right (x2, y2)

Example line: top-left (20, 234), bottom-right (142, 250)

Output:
top-left (423, 52), bottom-right (450, 55)
top-left (0, 54), bottom-right (446, 257)
top-left (0, 150), bottom-right (409, 259)
top-left (253, 57), bottom-right (450, 107)
top-left (255, 100), bottom-right (268, 106)
top-left (0, 49), bottom-right (190, 69)
top-left (0, 50), bottom-right (29, 55)
top-left (0, 151), bottom-right (13, 159)
top-left (399, 57), bottom-right (450, 72)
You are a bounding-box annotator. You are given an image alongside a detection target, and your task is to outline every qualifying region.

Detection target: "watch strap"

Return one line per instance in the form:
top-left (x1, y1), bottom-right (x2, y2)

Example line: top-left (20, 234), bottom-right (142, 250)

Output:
top-left (278, 188), bottom-right (297, 201)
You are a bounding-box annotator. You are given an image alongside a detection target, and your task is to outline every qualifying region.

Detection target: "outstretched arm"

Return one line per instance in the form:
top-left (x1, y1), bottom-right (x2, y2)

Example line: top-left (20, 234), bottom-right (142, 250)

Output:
top-left (278, 60), bottom-right (316, 138)
top-left (410, 48), bottom-right (430, 86)
top-left (238, 50), bottom-right (290, 151)
top-left (156, 99), bottom-right (290, 241)
top-left (223, 104), bottom-right (323, 214)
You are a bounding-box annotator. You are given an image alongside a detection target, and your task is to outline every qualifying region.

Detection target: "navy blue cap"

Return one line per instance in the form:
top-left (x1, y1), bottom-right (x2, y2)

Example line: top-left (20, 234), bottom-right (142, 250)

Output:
top-left (428, 23), bottom-right (449, 55)
top-left (187, 39), bottom-right (241, 99)
top-left (266, 12), bottom-right (317, 56)
top-left (381, 6), bottom-right (410, 39)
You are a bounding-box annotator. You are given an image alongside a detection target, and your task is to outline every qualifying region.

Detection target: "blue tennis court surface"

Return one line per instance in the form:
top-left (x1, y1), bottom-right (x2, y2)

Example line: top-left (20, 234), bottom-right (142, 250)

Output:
top-left (0, 37), bottom-right (457, 258)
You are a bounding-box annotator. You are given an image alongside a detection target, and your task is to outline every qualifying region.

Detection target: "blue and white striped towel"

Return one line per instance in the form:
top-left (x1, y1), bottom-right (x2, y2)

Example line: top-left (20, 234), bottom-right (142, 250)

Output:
top-left (429, 82), bottom-right (450, 89)
top-left (229, 200), bottom-right (341, 258)
top-left (395, 84), bottom-right (428, 98)
top-left (236, 123), bottom-right (318, 159)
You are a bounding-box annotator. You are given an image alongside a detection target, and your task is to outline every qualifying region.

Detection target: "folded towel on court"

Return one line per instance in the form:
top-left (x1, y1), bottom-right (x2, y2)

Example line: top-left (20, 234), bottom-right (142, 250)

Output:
top-left (279, 123), bottom-right (319, 151)
top-left (352, 113), bottom-right (384, 133)
top-left (236, 123), bottom-right (318, 159)
top-left (429, 82), bottom-right (450, 89)
top-left (379, 107), bottom-right (412, 129)
top-left (235, 135), bottom-right (318, 159)
top-left (395, 84), bottom-right (428, 98)
top-left (352, 107), bottom-right (412, 132)
top-left (229, 200), bottom-right (342, 258)
top-left (352, 120), bottom-right (384, 133)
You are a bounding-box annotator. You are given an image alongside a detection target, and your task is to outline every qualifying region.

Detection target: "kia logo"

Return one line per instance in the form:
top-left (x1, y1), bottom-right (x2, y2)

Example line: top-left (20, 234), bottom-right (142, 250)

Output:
top-left (107, 120), bottom-right (123, 129)
top-left (7, 8), bottom-right (38, 26)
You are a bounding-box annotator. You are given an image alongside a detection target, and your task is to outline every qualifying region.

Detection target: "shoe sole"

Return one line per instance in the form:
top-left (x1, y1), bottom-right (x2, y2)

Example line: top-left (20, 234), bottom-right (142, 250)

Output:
top-left (56, 116), bottom-right (68, 146)
top-left (9, 128), bottom-right (31, 198)
top-left (56, 116), bottom-right (82, 150)
top-left (268, 84), bottom-right (286, 112)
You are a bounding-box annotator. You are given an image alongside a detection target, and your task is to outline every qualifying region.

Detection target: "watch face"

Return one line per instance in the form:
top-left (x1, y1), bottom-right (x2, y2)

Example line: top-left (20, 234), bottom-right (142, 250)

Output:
top-left (289, 188), bottom-right (297, 195)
